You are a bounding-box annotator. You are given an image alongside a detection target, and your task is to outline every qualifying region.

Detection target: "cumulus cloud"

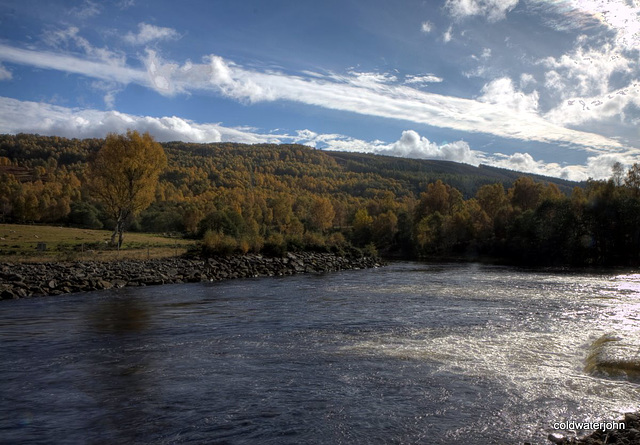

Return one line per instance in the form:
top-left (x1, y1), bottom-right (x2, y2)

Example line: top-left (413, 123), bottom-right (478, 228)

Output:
top-left (478, 77), bottom-right (539, 113)
top-left (124, 23), bottom-right (181, 45)
top-left (295, 129), bottom-right (482, 165)
top-left (0, 96), bottom-right (265, 143)
top-left (293, 127), bottom-right (630, 180)
top-left (540, 41), bottom-right (633, 99)
top-left (585, 153), bottom-right (635, 180)
top-left (446, 0), bottom-right (519, 22)
top-left (383, 130), bottom-right (481, 164)
top-left (488, 152), bottom-right (588, 180)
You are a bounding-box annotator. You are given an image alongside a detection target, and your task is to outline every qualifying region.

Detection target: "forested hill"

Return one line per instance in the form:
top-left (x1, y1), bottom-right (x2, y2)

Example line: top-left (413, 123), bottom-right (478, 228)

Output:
top-left (323, 151), bottom-right (580, 197)
top-left (6, 133), bottom-right (638, 266)
top-left (0, 134), bottom-right (578, 198)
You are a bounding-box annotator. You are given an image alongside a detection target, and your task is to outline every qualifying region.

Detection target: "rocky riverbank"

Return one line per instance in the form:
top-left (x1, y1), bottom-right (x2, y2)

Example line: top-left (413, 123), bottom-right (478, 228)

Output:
top-left (0, 252), bottom-right (384, 300)
top-left (547, 412), bottom-right (640, 445)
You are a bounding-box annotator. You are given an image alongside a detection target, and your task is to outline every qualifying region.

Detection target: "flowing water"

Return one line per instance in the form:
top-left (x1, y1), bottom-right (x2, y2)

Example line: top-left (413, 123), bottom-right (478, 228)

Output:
top-left (1, 262), bottom-right (639, 444)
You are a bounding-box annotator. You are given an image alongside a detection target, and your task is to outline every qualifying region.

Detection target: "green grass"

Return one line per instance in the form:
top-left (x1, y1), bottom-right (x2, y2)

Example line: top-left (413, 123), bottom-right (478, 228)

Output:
top-left (0, 224), bottom-right (195, 262)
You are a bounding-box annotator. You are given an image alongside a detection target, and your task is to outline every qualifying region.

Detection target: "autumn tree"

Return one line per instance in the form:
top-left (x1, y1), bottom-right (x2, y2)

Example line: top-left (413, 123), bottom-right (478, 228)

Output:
top-left (89, 130), bottom-right (167, 248)
top-left (476, 183), bottom-right (508, 220)
top-left (508, 176), bottom-right (543, 212)
top-left (611, 162), bottom-right (625, 186)
top-left (625, 163), bottom-right (640, 196)
top-left (308, 196), bottom-right (335, 233)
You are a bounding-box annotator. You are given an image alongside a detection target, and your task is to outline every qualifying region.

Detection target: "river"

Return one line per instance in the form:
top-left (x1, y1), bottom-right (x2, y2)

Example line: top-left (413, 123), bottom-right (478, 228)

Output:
top-left (1, 262), bottom-right (639, 444)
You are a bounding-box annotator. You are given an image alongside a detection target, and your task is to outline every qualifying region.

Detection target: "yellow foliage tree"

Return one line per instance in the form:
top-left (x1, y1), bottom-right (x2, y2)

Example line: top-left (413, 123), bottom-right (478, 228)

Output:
top-left (89, 131), bottom-right (167, 247)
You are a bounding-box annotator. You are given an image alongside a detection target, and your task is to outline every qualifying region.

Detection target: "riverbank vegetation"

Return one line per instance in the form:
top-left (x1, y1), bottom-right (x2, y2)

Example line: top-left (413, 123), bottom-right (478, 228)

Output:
top-left (0, 223), bottom-right (193, 262)
top-left (1, 133), bottom-right (638, 266)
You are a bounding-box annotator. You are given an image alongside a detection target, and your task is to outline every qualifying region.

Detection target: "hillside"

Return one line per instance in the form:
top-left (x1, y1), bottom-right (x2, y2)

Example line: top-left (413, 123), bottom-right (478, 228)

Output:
top-left (0, 134), bottom-right (580, 198)
top-left (4, 133), bottom-right (637, 266)
top-left (324, 150), bottom-right (580, 197)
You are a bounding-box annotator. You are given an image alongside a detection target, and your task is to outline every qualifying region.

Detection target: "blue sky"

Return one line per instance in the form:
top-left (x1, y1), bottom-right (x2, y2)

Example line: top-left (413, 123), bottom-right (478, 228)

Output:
top-left (0, 0), bottom-right (639, 180)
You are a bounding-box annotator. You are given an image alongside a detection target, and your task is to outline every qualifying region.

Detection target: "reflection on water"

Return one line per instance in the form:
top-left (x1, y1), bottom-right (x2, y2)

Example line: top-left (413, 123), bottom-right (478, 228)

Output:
top-left (0, 263), bottom-right (639, 444)
top-left (82, 294), bottom-right (157, 444)
top-left (89, 295), bottom-right (150, 333)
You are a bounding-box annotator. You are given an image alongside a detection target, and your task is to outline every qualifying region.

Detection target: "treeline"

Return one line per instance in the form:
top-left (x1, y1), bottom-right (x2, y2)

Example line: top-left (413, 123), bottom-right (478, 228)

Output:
top-left (1, 133), bottom-right (638, 266)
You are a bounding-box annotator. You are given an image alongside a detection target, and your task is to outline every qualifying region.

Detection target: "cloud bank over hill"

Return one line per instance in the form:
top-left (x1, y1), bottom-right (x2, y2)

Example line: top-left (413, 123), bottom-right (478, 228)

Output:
top-left (0, 96), bottom-right (629, 181)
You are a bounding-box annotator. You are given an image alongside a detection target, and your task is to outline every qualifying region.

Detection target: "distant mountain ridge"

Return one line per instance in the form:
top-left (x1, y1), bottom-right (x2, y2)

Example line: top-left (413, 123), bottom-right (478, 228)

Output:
top-left (323, 150), bottom-right (581, 197)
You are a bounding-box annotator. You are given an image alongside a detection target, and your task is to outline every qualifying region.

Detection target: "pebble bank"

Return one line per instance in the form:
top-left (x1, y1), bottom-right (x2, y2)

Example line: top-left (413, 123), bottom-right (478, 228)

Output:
top-left (0, 252), bottom-right (383, 300)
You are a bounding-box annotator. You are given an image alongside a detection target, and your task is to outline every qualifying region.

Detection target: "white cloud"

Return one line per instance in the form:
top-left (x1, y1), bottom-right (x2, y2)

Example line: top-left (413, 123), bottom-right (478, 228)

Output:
top-left (90, 81), bottom-right (123, 108)
top-left (344, 70), bottom-right (398, 87)
top-left (540, 41), bottom-right (633, 99)
top-left (446, 0), bottom-right (519, 22)
top-left (489, 152), bottom-right (588, 180)
top-left (44, 27), bottom-right (126, 67)
top-left (443, 26), bottom-right (453, 42)
top-left (519, 73), bottom-right (536, 89)
top-left (478, 77), bottom-right (539, 113)
top-left (544, 82), bottom-right (640, 126)
top-left (0, 44), bottom-right (145, 85)
top-left (124, 23), bottom-right (180, 45)
top-left (0, 43), bottom-right (630, 153)
top-left (0, 96), bottom-right (224, 143)
top-left (70, 0), bottom-right (101, 19)
top-left (0, 65), bottom-right (11, 81)
top-left (540, 0), bottom-right (640, 50)
top-left (421, 21), bottom-right (434, 33)
top-left (385, 130), bottom-right (481, 164)
top-left (405, 74), bottom-right (444, 84)
top-left (584, 153), bottom-right (639, 180)
top-left (293, 128), bottom-right (482, 165)
top-left (118, 0), bottom-right (135, 9)
top-left (1, 96), bottom-right (637, 181)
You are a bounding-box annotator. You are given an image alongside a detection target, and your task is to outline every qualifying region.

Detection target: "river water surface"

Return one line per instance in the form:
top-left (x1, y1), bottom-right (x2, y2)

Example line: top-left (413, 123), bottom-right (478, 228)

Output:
top-left (1, 262), bottom-right (639, 444)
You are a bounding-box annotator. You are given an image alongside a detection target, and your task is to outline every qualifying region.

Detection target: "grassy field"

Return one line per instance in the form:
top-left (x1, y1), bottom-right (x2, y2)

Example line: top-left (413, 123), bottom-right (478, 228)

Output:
top-left (0, 224), bottom-right (196, 262)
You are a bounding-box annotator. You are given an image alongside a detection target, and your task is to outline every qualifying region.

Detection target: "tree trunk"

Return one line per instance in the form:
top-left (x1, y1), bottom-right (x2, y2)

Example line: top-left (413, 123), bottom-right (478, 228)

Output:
top-left (111, 211), bottom-right (126, 249)
top-left (118, 225), bottom-right (124, 249)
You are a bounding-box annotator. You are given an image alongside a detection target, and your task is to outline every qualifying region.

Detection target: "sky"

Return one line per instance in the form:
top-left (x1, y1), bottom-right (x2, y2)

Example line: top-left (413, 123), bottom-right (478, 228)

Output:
top-left (0, 0), bottom-right (639, 181)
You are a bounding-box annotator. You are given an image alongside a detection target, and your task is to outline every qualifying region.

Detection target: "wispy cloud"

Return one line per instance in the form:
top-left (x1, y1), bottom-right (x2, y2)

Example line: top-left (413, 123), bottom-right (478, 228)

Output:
top-left (124, 22), bottom-right (181, 45)
top-left (446, 0), bottom-right (519, 22)
top-left (44, 26), bottom-right (126, 66)
top-left (0, 42), bottom-right (631, 154)
top-left (0, 44), bottom-right (146, 85)
top-left (0, 64), bottom-right (12, 81)
top-left (405, 74), bottom-right (444, 85)
top-left (69, 0), bottom-right (101, 19)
